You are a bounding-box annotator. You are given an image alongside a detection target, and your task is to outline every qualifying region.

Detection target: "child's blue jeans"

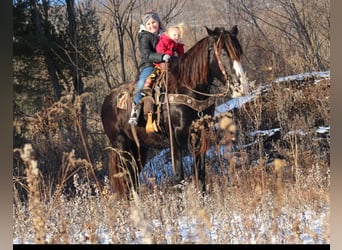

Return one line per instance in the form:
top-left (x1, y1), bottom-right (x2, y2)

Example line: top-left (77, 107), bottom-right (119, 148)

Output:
top-left (133, 66), bottom-right (154, 105)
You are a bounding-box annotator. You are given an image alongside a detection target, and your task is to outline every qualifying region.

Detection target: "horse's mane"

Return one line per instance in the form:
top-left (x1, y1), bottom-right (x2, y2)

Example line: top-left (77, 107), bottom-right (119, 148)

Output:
top-left (168, 36), bottom-right (211, 91)
top-left (167, 28), bottom-right (243, 92)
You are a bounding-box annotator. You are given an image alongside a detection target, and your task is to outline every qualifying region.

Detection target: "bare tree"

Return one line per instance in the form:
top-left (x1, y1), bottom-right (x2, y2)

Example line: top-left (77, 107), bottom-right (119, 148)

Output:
top-left (99, 0), bottom-right (137, 83)
top-left (212, 0), bottom-right (329, 81)
top-left (276, 0), bottom-right (329, 70)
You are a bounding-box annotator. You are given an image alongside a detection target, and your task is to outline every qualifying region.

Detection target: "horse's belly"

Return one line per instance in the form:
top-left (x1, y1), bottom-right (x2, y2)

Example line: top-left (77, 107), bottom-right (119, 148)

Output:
top-left (136, 127), bottom-right (170, 149)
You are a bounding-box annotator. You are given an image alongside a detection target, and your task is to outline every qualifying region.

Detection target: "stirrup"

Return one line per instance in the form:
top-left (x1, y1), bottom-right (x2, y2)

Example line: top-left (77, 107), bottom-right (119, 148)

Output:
top-left (145, 112), bottom-right (158, 133)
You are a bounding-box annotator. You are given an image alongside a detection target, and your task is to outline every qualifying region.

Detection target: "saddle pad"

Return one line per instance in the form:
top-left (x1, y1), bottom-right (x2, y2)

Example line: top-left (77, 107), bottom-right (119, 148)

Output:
top-left (117, 91), bottom-right (129, 110)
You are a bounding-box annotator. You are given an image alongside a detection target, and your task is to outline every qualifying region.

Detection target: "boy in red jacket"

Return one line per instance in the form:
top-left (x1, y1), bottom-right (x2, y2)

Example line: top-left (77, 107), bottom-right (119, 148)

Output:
top-left (142, 24), bottom-right (185, 93)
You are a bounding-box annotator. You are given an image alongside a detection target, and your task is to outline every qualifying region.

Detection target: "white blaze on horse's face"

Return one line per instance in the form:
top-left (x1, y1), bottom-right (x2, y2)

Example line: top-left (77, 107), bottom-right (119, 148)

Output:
top-left (232, 60), bottom-right (249, 98)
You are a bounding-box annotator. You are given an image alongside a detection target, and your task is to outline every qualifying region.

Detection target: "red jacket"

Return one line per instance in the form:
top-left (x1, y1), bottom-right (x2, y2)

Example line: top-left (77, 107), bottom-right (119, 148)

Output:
top-left (156, 33), bottom-right (185, 64)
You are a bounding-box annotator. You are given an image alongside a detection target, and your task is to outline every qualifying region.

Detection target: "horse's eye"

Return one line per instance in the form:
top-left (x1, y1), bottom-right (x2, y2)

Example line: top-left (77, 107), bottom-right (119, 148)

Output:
top-left (221, 50), bottom-right (228, 57)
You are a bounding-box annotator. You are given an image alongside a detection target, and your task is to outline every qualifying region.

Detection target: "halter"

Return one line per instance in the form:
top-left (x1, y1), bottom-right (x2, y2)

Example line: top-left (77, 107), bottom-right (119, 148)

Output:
top-left (184, 33), bottom-right (233, 98)
top-left (213, 34), bottom-right (229, 84)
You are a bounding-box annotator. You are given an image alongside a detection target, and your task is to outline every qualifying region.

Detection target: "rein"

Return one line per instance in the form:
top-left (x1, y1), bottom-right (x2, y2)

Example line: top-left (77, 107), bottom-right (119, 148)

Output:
top-left (184, 85), bottom-right (228, 97)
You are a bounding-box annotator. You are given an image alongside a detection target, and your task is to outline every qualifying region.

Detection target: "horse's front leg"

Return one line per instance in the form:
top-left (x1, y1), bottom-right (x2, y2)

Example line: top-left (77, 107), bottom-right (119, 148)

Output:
top-left (172, 147), bottom-right (184, 184)
top-left (195, 153), bottom-right (206, 193)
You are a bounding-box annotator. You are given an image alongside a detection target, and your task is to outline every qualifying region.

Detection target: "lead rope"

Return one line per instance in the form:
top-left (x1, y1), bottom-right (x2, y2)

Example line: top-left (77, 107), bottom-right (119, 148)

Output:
top-left (164, 62), bottom-right (176, 176)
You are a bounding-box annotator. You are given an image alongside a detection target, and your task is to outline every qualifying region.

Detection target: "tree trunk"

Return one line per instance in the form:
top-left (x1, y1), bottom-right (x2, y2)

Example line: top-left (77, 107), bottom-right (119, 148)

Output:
top-left (30, 0), bottom-right (62, 100)
top-left (66, 0), bottom-right (87, 131)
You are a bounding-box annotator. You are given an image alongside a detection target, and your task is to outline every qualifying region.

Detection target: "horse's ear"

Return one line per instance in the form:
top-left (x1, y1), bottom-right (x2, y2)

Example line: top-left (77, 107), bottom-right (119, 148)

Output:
top-left (205, 26), bottom-right (215, 36)
top-left (230, 25), bottom-right (238, 36)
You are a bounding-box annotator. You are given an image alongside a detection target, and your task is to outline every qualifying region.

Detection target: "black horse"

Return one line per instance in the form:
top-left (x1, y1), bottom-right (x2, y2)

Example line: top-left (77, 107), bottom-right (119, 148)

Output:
top-left (101, 25), bottom-right (249, 197)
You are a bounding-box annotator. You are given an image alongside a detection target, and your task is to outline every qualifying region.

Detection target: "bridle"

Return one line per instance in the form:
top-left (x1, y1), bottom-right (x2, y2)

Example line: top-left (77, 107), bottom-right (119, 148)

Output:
top-left (184, 33), bottom-right (236, 98)
top-left (213, 34), bottom-right (230, 84)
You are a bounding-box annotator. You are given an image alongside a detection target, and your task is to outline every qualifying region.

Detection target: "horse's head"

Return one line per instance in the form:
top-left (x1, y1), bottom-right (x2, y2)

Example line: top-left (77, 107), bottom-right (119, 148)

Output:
top-left (206, 26), bottom-right (249, 98)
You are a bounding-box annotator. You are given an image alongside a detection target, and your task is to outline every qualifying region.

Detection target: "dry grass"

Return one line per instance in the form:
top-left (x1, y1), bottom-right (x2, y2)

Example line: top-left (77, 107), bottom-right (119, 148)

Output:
top-left (13, 77), bottom-right (330, 244)
top-left (13, 159), bottom-right (329, 244)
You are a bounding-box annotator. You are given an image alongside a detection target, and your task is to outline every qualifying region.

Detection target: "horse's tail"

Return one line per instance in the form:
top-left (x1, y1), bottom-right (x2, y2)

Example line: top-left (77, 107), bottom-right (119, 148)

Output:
top-left (107, 149), bottom-right (129, 199)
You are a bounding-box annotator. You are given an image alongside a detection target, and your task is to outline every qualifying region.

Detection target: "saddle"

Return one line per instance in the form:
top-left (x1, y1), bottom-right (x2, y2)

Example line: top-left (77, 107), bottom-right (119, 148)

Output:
top-left (116, 64), bottom-right (168, 133)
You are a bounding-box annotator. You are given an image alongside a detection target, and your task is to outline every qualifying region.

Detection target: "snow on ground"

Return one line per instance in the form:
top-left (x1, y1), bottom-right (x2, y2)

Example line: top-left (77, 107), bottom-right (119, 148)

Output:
top-left (274, 71), bottom-right (330, 84)
top-left (14, 204), bottom-right (328, 244)
top-left (215, 71), bottom-right (330, 115)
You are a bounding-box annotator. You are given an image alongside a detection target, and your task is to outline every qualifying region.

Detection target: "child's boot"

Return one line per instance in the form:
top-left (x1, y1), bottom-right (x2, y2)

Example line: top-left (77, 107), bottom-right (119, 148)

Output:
top-left (128, 102), bottom-right (141, 126)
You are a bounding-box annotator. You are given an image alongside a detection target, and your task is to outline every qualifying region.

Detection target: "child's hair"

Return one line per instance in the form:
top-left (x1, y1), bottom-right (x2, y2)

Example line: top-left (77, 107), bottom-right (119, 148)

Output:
top-left (166, 23), bottom-right (184, 39)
